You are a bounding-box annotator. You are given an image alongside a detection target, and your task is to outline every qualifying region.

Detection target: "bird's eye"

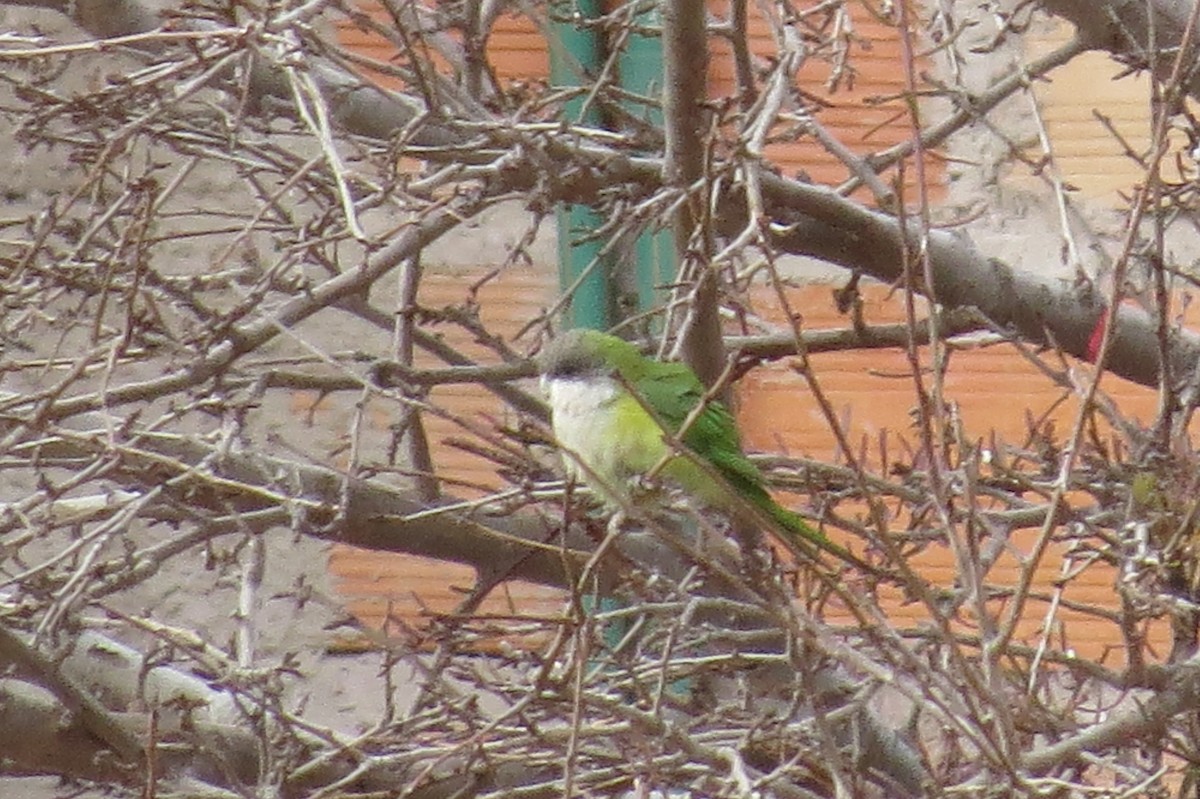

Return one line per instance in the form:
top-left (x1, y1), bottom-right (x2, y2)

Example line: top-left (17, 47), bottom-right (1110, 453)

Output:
top-left (552, 354), bottom-right (588, 378)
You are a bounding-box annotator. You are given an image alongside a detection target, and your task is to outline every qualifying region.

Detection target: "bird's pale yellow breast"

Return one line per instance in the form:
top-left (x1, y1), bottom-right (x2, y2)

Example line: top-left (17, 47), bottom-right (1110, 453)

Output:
top-left (543, 374), bottom-right (670, 506)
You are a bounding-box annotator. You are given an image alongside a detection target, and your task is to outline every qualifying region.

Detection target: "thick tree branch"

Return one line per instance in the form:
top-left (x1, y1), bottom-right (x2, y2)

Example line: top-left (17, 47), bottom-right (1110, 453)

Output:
top-left (0, 626), bottom-right (143, 767)
top-left (0, 628), bottom-right (520, 797)
top-left (1044, 0), bottom-right (1200, 103)
top-left (754, 174), bottom-right (1182, 390)
top-left (1023, 658), bottom-right (1200, 775)
top-left (10, 426), bottom-right (599, 590)
top-left (537, 144), bottom-right (1191, 392)
top-left (662, 0), bottom-right (725, 389)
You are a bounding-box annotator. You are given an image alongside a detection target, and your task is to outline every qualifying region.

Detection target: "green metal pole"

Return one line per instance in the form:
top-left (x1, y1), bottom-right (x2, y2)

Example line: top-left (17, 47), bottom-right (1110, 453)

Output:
top-left (549, 5), bottom-right (682, 694)
top-left (549, 0), bottom-right (612, 331)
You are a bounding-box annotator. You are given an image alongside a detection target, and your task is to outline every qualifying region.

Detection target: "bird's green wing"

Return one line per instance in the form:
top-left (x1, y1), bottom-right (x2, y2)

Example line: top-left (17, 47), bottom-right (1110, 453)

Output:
top-left (627, 360), bottom-right (739, 450)
top-left (631, 360), bottom-right (868, 568)
top-left (628, 361), bottom-right (771, 490)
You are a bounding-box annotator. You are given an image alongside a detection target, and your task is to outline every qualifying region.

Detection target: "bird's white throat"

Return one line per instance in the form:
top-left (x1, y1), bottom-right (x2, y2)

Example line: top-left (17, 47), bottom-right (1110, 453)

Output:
top-left (542, 374), bottom-right (621, 434)
top-left (541, 374), bottom-right (624, 485)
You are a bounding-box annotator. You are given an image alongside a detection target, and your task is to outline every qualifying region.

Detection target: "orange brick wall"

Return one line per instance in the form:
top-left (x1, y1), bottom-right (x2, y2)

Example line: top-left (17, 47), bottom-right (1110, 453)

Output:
top-left (741, 287), bottom-right (1167, 461)
top-left (742, 285), bottom-right (1174, 663)
top-left (322, 272), bottom-right (1177, 664)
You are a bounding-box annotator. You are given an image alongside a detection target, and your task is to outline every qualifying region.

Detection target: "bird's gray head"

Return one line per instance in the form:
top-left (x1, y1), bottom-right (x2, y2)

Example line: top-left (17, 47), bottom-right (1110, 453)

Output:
top-left (537, 328), bottom-right (612, 381)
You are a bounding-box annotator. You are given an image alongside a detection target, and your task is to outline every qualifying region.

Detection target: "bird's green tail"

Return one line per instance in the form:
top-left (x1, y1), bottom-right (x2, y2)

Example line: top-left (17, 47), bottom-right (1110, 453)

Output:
top-left (762, 498), bottom-right (876, 574)
top-left (702, 448), bottom-right (877, 574)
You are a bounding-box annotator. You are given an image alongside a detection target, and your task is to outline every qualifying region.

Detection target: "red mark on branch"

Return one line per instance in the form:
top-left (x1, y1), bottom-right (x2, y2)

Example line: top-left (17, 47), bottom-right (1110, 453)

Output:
top-left (1086, 306), bottom-right (1110, 363)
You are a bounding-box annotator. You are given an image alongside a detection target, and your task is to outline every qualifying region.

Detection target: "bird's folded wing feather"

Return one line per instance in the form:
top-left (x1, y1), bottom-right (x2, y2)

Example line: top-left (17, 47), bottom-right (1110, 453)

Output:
top-left (631, 362), bottom-right (769, 498)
